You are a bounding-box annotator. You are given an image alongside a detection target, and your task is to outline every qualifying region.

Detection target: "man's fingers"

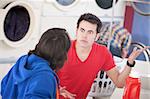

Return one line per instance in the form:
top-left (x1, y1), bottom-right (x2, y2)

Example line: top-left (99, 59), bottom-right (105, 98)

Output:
top-left (141, 46), bottom-right (150, 52)
top-left (59, 86), bottom-right (76, 99)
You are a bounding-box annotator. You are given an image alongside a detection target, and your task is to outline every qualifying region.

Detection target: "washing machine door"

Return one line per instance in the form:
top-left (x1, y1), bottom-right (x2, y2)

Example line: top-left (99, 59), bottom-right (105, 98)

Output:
top-left (0, 1), bottom-right (40, 64)
top-left (87, 0), bottom-right (125, 18)
top-left (53, 0), bottom-right (79, 11)
top-left (95, 0), bottom-right (118, 9)
top-left (0, 1), bottom-right (36, 47)
top-left (4, 5), bottom-right (30, 41)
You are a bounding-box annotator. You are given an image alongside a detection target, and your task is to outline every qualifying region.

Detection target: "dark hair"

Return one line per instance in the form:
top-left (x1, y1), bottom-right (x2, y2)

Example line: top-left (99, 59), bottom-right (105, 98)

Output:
top-left (77, 13), bottom-right (102, 33)
top-left (28, 28), bottom-right (71, 70)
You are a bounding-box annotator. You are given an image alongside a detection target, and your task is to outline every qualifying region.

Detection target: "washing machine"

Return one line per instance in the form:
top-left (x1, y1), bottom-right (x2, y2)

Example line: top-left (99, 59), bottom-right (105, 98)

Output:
top-left (0, 0), bottom-right (41, 63)
top-left (40, 0), bottom-right (89, 39)
top-left (43, 0), bottom-right (88, 16)
top-left (87, 0), bottom-right (126, 18)
top-left (44, 0), bottom-right (125, 17)
top-left (41, 0), bottom-right (126, 39)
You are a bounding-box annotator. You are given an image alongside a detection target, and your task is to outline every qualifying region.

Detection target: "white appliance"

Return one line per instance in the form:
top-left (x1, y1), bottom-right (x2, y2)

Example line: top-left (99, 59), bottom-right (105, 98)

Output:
top-left (41, 0), bottom-right (126, 40)
top-left (43, 0), bottom-right (88, 16)
top-left (0, 0), bottom-right (41, 63)
top-left (87, 0), bottom-right (126, 18)
top-left (85, 0), bottom-right (126, 24)
top-left (40, 0), bottom-right (88, 39)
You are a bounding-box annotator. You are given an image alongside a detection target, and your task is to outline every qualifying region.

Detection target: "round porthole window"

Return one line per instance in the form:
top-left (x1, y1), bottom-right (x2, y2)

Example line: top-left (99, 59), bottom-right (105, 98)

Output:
top-left (56, 0), bottom-right (76, 6)
top-left (95, 0), bottom-right (118, 9)
top-left (54, 0), bottom-right (79, 11)
top-left (4, 6), bottom-right (30, 41)
top-left (0, 1), bottom-right (36, 47)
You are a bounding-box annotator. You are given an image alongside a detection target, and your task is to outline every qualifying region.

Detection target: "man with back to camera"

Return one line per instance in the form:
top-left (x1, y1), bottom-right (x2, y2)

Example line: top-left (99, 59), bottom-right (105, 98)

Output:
top-left (1, 28), bottom-right (71, 99)
top-left (58, 13), bottom-right (150, 99)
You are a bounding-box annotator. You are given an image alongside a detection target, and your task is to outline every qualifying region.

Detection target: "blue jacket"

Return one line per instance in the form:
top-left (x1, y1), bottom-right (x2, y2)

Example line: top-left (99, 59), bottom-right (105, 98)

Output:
top-left (1, 54), bottom-right (59, 99)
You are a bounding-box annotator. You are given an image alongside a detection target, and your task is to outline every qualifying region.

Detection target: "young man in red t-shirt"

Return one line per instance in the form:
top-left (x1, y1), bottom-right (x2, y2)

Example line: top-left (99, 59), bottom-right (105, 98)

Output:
top-left (57, 13), bottom-right (149, 99)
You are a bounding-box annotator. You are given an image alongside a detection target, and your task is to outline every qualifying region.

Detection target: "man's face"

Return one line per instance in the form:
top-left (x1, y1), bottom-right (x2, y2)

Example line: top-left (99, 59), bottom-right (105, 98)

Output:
top-left (76, 20), bottom-right (97, 48)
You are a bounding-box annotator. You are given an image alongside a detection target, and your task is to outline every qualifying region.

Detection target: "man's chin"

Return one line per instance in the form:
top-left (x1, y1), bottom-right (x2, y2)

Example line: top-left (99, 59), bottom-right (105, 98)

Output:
top-left (80, 44), bottom-right (89, 48)
top-left (77, 41), bottom-right (89, 48)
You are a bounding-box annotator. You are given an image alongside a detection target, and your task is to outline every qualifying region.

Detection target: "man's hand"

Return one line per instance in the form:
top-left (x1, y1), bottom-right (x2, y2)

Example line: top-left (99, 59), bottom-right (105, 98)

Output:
top-left (59, 86), bottom-right (76, 99)
top-left (128, 46), bottom-right (150, 64)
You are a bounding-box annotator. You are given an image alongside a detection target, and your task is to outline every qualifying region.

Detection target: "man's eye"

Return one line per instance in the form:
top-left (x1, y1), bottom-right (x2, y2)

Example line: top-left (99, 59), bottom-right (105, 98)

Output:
top-left (80, 29), bottom-right (84, 32)
top-left (88, 31), bottom-right (93, 34)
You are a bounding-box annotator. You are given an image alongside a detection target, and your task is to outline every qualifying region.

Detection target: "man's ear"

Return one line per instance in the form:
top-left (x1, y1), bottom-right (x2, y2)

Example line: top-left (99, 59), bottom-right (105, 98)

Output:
top-left (76, 29), bottom-right (78, 34)
top-left (95, 33), bottom-right (100, 41)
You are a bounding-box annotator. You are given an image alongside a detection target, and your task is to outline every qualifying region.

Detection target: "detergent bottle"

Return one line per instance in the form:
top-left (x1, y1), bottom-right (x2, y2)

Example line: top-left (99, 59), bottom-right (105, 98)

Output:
top-left (123, 71), bottom-right (141, 99)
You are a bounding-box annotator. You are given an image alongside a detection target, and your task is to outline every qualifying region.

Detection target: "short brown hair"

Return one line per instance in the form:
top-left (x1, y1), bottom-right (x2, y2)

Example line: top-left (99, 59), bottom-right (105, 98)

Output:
top-left (29, 28), bottom-right (71, 70)
top-left (77, 13), bottom-right (102, 33)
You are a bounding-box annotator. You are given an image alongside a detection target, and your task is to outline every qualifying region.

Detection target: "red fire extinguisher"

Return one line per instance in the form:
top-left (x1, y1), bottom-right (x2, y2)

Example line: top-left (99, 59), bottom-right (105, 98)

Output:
top-left (123, 72), bottom-right (141, 99)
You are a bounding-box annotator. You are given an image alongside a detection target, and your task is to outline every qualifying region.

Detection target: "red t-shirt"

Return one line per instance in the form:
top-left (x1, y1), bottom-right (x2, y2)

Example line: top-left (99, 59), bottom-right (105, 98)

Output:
top-left (57, 40), bottom-right (115, 99)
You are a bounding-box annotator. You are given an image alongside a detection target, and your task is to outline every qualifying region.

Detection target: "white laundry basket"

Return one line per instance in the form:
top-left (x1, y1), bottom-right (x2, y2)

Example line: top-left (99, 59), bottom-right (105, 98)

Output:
top-left (88, 70), bottom-right (116, 97)
top-left (87, 56), bottom-right (126, 98)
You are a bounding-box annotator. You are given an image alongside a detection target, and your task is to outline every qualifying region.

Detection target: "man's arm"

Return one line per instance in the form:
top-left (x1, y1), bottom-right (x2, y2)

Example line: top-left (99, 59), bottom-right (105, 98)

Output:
top-left (106, 65), bottom-right (131, 88)
top-left (106, 46), bottom-right (150, 88)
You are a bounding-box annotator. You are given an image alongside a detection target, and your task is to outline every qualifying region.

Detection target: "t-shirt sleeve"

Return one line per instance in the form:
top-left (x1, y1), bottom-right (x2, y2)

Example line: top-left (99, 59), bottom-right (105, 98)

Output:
top-left (102, 48), bottom-right (116, 71)
top-left (25, 72), bottom-right (57, 99)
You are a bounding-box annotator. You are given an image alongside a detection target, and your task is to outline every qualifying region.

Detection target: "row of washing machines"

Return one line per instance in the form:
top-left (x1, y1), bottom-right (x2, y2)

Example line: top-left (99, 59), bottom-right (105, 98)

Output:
top-left (0, 0), bottom-right (125, 63)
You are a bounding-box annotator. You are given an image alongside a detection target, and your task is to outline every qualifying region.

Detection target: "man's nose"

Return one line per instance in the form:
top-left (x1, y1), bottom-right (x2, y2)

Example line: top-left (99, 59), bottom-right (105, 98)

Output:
top-left (82, 32), bottom-right (87, 38)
